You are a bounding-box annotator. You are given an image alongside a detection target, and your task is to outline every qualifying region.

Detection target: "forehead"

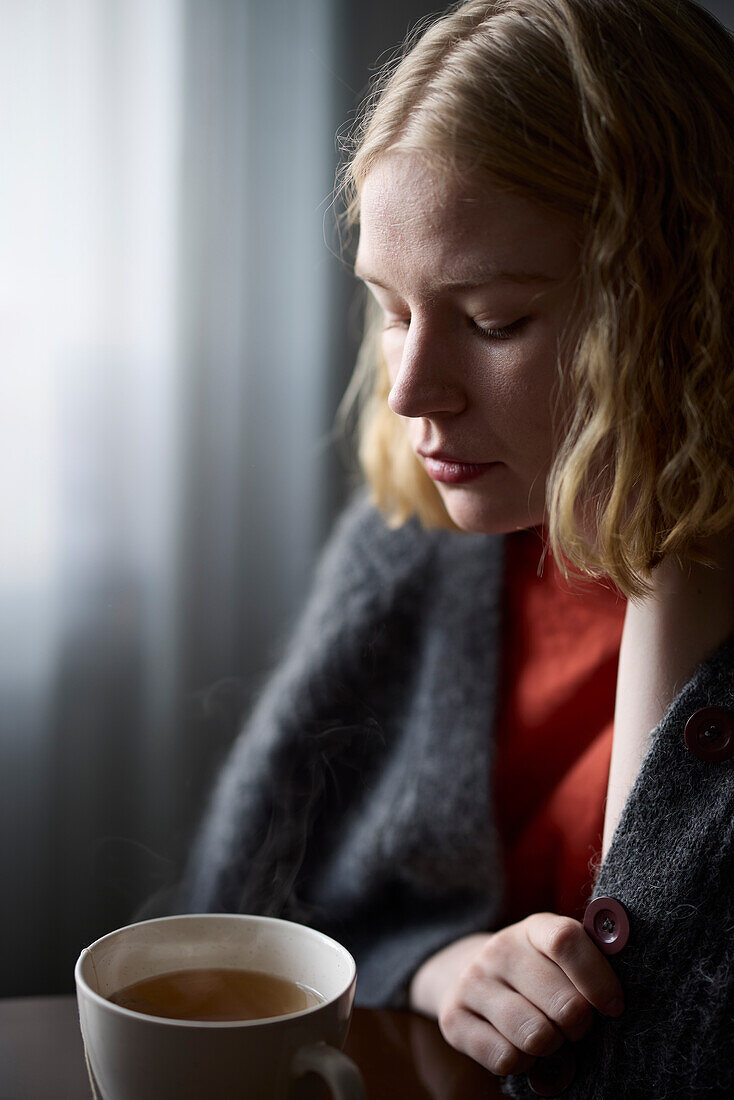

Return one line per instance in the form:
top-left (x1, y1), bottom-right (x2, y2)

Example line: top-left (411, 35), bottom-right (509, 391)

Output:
top-left (356, 154), bottom-right (579, 292)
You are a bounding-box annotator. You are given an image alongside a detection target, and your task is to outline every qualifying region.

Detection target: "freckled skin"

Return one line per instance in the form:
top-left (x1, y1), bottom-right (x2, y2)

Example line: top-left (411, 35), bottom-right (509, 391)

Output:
top-left (356, 154), bottom-right (583, 534)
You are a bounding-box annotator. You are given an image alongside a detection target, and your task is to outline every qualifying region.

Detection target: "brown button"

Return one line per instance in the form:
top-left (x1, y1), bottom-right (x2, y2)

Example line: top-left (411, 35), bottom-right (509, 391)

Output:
top-left (583, 897), bottom-right (630, 955)
top-left (683, 707), bottom-right (734, 762)
top-left (527, 1044), bottom-right (576, 1096)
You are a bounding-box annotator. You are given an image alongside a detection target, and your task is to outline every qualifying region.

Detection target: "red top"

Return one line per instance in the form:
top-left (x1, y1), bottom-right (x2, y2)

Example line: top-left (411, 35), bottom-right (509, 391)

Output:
top-left (493, 529), bottom-right (626, 925)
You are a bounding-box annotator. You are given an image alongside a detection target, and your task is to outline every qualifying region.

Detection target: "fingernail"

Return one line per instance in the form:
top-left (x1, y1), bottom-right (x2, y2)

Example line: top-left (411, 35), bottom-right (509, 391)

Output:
top-left (605, 997), bottom-right (624, 1017)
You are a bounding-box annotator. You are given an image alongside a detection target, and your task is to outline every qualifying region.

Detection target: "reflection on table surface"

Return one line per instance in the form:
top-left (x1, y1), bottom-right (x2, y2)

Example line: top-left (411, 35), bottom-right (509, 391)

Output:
top-left (0, 996), bottom-right (506, 1099)
top-left (345, 1006), bottom-right (505, 1099)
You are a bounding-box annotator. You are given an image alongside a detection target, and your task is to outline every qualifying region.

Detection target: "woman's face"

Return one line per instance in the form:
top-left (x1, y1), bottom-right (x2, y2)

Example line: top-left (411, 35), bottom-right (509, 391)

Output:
top-left (355, 154), bottom-right (582, 534)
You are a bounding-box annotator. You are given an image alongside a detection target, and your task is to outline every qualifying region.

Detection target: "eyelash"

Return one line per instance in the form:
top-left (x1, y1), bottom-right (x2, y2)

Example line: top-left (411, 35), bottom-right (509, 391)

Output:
top-left (471, 318), bottom-right (524, 341)
top-left (382, 317), bottom-right (525, 341)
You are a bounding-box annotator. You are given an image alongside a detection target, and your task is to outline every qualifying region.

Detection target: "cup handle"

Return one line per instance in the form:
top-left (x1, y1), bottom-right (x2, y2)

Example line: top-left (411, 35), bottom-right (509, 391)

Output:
top-left (290, 1040), bottom-right (366, 1099)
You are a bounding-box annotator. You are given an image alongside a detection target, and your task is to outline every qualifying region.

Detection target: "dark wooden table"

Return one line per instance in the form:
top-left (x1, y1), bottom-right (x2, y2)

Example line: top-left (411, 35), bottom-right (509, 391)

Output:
top-left (0, 995), bottom-right (504, 1099)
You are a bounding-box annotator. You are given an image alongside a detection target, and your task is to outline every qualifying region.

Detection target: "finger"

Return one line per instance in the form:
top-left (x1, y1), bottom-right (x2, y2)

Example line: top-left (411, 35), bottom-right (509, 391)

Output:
top-left (480, 930), bottom-right (595, 1042)
top-left (438, 1003), bottom-right (537, 1078)
top-left (473, 920), bottom-right (598, 1043)
top-left (461, 975), bottom-right (565, 1059)
top-left (524, 913), bottom-right (625, 1018)
top-left (509, 965), bottom-right (595, 1044)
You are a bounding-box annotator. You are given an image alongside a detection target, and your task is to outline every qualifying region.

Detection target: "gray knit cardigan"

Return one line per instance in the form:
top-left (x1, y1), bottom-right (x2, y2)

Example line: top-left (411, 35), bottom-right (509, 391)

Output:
top-left (176, 491), bottom-right (734, 1098)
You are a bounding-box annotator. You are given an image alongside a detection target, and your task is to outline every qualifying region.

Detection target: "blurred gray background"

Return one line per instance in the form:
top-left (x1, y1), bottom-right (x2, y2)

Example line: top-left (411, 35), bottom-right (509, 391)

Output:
top-left (1, 0), bottom-right (732, 998)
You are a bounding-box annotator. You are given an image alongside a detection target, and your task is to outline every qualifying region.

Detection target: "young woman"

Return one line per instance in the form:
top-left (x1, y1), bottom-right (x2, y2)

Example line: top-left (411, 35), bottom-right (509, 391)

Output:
top-left (175, 1), bottom-right (734, 1094)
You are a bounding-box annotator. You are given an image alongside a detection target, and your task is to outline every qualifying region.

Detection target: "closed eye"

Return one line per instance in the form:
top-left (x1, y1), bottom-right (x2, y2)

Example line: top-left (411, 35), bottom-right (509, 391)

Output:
top-left (381, 315), bottom-right (529, 339)
top-left (471, 317), bottom-right (527, 340)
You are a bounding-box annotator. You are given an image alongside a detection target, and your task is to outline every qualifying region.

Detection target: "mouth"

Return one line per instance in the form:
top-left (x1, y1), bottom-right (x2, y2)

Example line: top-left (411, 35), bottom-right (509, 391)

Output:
top-left (418, 451), bottom-right (497, 485)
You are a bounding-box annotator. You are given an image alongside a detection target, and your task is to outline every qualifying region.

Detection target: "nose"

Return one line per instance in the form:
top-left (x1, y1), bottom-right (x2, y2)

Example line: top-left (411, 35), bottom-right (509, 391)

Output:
top-left (387, 318), bottom-right (466, 419)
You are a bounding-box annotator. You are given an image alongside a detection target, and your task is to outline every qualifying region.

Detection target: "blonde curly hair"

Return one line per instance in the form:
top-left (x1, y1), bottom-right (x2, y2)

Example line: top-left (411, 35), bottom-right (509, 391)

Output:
top-left (336, 0), bottom-right (734, 598)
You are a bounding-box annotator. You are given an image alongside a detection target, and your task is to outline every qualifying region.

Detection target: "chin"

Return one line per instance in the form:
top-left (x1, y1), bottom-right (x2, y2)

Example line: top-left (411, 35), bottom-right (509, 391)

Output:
top-left (438, 487), bottom-right (545, 536)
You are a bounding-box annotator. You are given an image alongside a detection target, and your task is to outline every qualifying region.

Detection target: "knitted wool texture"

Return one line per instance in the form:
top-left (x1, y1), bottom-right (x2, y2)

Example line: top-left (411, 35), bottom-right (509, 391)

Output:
top-left (179, 492), bottom-right (507, 1003)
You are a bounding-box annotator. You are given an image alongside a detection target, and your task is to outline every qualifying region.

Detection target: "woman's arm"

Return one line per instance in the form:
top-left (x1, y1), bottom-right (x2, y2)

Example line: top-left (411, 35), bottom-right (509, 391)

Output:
top-left (602, 529), bottom-right (734, 859)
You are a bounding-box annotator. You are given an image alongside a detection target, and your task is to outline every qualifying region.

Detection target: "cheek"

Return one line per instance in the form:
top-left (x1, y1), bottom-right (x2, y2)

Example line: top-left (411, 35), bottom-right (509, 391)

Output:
top-left (479, 349), bottom-right (559, 442)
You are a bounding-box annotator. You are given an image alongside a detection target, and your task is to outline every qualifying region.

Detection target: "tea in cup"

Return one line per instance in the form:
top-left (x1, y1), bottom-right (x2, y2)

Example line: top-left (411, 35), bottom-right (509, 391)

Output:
top-left (75, 913), bottom-right (365, 1100)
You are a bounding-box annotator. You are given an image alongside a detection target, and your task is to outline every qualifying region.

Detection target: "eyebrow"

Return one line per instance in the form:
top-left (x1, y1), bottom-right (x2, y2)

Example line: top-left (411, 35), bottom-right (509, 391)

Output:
top-left (353, 266), bottom-right (559, 291)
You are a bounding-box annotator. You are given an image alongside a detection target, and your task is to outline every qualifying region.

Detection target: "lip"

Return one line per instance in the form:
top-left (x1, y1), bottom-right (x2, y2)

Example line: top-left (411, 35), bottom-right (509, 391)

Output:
top-left (418, 450), bottom-right (497, 485)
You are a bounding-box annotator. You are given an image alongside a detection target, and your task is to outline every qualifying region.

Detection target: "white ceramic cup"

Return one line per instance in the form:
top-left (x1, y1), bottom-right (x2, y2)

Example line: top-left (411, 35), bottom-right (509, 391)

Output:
top-left (75, 913), bottom-right (366, 1100)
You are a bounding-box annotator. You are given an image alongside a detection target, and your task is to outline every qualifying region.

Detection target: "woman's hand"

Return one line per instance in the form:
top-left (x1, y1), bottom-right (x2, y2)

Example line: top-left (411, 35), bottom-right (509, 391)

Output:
top-left (409, 914), bottom-right (624, 1078)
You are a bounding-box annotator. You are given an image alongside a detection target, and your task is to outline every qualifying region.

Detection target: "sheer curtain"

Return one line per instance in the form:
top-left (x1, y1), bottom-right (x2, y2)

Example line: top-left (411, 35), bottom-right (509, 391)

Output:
top-left (0, 0), bottom-right (346, 995)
